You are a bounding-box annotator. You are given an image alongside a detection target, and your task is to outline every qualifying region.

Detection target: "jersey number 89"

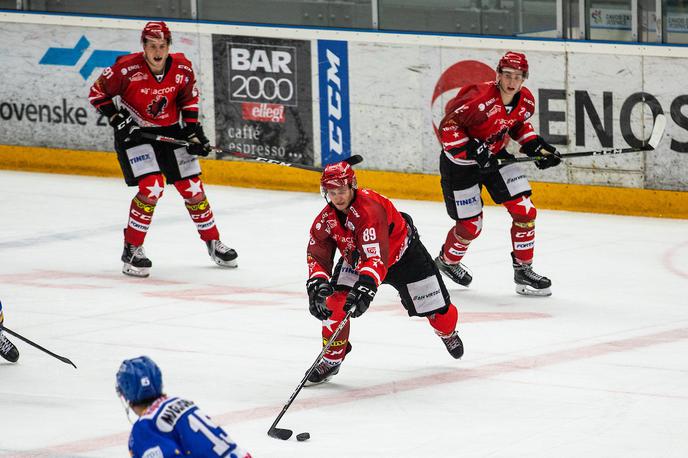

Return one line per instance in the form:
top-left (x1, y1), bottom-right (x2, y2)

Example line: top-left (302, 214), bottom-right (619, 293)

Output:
top-left (362, 228), bottom-right (376, 242)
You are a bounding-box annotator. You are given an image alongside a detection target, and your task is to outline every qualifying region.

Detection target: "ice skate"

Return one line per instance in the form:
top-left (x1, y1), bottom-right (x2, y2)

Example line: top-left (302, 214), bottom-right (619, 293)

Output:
top-left (305, 359), bottom-right (342, 386)
top-left (206, 240), bottom-right (238, 268)
top-left (437, 330), bottom-right (464, 359)
top-left (305, 342), bottom-right (352, 386)
top-left (512, 253), bottom-right (551, 296)
top-left (435, 254), bottom-right (473, 287)
top-left (121, 242), bottom-right (152, 278)
top-left (0, 331), bottom-right (19, 363)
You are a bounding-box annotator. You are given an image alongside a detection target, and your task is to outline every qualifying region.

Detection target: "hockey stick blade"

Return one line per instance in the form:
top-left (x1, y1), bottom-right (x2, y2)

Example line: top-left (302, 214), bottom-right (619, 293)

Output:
top-left (647, 113), bottom-right (666, 149)
top-left (0, 325), bottom-right (77, 368)
top-left (268, 427), bottom-right (293, 440)
top-left (345, 155), bottom-right (364, 166)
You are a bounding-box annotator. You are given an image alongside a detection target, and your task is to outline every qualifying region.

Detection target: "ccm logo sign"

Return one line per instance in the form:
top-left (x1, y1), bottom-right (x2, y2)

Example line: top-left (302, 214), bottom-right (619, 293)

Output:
top-left (318, 40), bottom-right (351, 165)
top-left (228, 43), bottom-right (297, 106)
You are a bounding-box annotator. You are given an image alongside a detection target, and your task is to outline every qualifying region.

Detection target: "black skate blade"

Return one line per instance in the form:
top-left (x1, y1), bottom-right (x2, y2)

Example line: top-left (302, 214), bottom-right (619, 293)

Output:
top-left (268, 427), bottom-right (293, 440)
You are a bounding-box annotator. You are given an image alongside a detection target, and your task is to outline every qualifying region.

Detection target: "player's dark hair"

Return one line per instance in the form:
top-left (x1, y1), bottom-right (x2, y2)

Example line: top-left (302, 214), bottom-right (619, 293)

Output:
top-left (129, 393), bottom-right (165, 409)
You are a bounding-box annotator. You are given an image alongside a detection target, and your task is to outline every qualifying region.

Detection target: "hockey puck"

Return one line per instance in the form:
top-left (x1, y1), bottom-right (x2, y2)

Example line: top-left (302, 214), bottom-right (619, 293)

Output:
top-left (296, 432), bottom-right (310, 442)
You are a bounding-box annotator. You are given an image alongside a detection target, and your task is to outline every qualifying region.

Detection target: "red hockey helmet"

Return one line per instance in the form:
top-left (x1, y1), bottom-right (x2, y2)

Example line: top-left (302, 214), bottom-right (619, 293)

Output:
top-left (320, 161), bottom-right (357, 195)
top-left (141, 21), bottom-right (172, 43)
top-left (497, 51), bottom-right (528, 77)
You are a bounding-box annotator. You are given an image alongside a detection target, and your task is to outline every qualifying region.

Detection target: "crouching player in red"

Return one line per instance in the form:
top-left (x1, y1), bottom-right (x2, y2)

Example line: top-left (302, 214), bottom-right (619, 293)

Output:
top-left (305, 162), bottom-right (464, 385)
top-left (116, 356), bottom-right (252, 457)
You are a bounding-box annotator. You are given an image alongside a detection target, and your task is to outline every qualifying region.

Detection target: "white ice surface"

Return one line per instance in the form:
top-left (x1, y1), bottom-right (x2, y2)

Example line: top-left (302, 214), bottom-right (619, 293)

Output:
top-left (0, 170), bottom-right (687, 457)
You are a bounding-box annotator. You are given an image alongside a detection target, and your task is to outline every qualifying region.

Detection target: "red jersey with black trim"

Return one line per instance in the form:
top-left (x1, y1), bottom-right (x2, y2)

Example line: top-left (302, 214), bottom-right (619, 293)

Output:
top-left (307, 189), bottom-right (409, 286)
top-left (88, 52), bottom-right (199, 127)
top-left (439, 81), bottom-right (536, 165)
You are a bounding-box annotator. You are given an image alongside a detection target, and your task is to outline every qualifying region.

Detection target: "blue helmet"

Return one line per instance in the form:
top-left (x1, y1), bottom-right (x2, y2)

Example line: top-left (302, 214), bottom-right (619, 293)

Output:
top-left (116, 356), bottom-right (163, 404)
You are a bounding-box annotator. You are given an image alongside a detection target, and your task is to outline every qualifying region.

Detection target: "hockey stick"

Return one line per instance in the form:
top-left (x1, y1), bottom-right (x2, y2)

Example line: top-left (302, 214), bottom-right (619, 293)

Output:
top-left (497, 113), bottom-right (667, 166)
top-left (139, 132), bottom-right (363, 172)
top-left (268, 309), bottom-right (354, 441)
top-left (0, 325), bottom-right (77, 368)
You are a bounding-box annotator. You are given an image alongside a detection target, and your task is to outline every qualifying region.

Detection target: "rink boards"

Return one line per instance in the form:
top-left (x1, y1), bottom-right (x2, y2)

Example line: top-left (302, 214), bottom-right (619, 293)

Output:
top-left (0, 11), bottom-right (687, 217)
top-left (1, 143), bottom-right (686, 219)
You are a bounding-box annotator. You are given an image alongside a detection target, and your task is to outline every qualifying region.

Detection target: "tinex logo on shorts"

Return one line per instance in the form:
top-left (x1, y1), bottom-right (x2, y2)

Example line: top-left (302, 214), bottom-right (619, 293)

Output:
top-left (39, 36), bottom-right (128, 80)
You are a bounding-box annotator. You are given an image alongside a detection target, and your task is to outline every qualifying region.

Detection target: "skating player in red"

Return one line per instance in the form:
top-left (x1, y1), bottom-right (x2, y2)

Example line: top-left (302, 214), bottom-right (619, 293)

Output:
top-left (89, 21), bottom-right (237, 277)
top-left (305, 161), bottom-right (464, 385)
top-left (435, 51), bottom-right (561, 296)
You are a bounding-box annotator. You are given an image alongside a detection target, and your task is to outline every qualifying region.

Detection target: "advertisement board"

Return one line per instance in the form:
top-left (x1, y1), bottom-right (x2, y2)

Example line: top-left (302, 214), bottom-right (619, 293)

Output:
top-left (0, 22), bottom-right (205, 152)
top-left (318, 39), bottom-right (351, 165)
top-left (349, 42), bottom-right (687, 190)
top-left (211, 34), bottom-right (313, 166)
top-left (1, 15), bottom-right (686, 192)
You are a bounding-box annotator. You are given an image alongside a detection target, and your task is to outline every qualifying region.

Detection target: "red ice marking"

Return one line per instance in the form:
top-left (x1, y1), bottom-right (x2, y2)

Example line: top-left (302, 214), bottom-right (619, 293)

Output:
top-left (0, 271), bottom-right (304, 305)
top-left (143, 285), bottom-right (304, 306)
top-left (662, 240), bottom-right (688, 279)
top-left (459, 311), bottom-right (551, 322)
top-left (7, 327), bottom-right (688, 457)
top-left (0, 270), bottom-right (185, 287)
top-left (372, 303), bottom-right (551, 322)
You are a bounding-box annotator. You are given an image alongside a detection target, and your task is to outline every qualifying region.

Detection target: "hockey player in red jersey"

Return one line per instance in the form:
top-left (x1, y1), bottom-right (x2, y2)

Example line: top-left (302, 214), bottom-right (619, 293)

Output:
top-left (305, 161), bottom-right (464, 385)
top-left (435, 51), bottom-right (560, 296)
top-left (89, 21), bottom-right (237, 277)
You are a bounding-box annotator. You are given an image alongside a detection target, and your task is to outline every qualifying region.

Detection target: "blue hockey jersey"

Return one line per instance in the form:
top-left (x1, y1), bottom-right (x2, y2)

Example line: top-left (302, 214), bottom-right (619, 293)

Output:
top-left (128, 396), bottom-right (251, 458)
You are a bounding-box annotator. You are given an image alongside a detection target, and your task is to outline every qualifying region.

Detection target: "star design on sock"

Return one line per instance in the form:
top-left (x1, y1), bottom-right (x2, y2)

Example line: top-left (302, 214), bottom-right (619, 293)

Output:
top-left (146, 180), bottom-right (164, 199)
top-left (185, 179), bottom-right (203, 197)
top-left (470, 216), bottom-right (483, 232)
top-left (516, 196), bottom-right (535, 214)
top-left (321, 317), bottom-right (337, 332)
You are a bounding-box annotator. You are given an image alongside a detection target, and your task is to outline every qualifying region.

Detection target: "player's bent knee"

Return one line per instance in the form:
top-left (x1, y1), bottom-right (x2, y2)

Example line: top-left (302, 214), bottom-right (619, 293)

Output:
top-left (136, 174), bottom-right (165, 203)
top-left (427, 303), bottom-right (458, 335)
top-left (455, 215), bottom-right (482, 240)
top-left (504, 196), bottom-right (537, 222)
top-left (174, 176), bottom-right (205, 201)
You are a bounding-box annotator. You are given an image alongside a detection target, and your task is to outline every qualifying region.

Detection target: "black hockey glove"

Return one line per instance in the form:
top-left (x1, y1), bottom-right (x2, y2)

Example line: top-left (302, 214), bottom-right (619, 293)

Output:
top-left (182, 123), bottom-right (212, 157)
top-left (521, 136), bottom-right (562, 170)
top-left (306, 278), bottom-right (334, 320)
top-left (344, 275), bottom-right (377, 318)
top-left (465, 139), bottom-right (497, 169)
top-left (109, 110), bottom-right (141, 146)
